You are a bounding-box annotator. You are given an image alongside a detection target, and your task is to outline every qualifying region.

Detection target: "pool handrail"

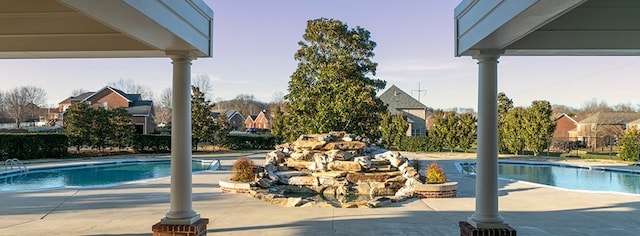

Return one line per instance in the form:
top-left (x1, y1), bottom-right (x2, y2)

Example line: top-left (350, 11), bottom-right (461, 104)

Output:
top-left (4, 158), bottom-right (28, 174)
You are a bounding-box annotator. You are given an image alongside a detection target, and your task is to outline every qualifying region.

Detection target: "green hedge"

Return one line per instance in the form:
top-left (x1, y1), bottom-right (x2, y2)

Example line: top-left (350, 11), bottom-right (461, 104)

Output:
top-left (398, 136), bottom-right (428, 152)
top-left (224, 135), bottom-right (277, 150)
top-left (0, 134), bottom-right (68, 160)
top-left (132, 135), bottom-right (171, 153)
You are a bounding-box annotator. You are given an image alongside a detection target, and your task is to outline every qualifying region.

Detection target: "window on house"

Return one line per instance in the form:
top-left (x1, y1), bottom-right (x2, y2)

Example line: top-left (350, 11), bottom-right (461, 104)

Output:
top-left (102, 102), bottom-right (108, 109)
top-left (411, 129), bottom-right (422, 136)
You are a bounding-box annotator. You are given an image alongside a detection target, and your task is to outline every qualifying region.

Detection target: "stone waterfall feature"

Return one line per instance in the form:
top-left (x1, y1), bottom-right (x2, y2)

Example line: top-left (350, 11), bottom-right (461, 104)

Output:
top-left (248, 131), bottom-right (423, 208)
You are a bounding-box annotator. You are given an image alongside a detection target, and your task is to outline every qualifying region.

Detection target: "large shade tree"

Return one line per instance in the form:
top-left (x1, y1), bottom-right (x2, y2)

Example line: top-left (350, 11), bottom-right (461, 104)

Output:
top-left (277, 18), bottom-right (387, 141)
top-left (4, 86), bottom-right (46, 128)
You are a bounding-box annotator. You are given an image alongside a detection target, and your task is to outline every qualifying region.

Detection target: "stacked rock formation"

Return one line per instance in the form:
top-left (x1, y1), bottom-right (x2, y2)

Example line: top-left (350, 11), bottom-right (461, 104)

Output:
top-left (251, 131), bottom-right (422, 208)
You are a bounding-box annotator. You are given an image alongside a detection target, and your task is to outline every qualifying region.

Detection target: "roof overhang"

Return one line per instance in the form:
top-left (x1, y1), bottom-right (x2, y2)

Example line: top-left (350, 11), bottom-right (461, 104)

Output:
top-left (455, 0), bottom-right (640, 57)
top-left (0, 0), bottom-right (213, 59)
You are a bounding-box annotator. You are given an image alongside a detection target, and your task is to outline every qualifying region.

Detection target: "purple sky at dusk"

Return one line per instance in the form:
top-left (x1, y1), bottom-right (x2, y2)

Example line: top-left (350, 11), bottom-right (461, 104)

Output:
top-left (1, 0), bottom-right (640, 111)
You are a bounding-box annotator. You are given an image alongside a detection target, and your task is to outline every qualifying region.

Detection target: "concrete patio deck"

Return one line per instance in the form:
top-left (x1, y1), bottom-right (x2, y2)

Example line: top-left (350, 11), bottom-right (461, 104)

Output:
top-left (1, 152), bottom-right (639, 235)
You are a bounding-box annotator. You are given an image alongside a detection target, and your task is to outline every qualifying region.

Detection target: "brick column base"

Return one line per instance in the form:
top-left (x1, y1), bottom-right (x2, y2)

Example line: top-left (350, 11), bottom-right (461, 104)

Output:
top-left (459, 221), bottom-right (516, 236)
top-left (152, 218), bottom-right (209, 236)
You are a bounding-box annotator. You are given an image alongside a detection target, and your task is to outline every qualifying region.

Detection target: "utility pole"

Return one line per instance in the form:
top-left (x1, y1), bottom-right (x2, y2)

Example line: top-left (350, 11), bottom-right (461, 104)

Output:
top-left (412, 82), bottom-right (427, 103)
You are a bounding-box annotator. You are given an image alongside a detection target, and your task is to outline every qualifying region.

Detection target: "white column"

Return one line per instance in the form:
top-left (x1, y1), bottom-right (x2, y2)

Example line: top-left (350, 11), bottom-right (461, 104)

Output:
top-left (468, 52), bottom-right (508, 228)
top-left (161, 53), bottom-right (200, 225)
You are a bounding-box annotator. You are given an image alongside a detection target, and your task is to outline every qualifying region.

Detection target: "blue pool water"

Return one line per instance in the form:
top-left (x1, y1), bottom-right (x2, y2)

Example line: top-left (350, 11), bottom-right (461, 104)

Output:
top-left (460, 162), bottom-right (640, 194)
top-left (0, 160), bottom-right (210, 192)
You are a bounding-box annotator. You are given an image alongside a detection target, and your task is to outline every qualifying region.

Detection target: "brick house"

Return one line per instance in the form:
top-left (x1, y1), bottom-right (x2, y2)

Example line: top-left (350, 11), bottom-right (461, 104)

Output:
top-left (58, 86), bottom-right (155, 134)
top-left (569, 112), bottom-right (640, 149)
top-left (379, 85), bottom-right (428, 136)
top-left (244, 110), bottom-right (270, 130)
top-left (551, 113), bottom-right (578, 150)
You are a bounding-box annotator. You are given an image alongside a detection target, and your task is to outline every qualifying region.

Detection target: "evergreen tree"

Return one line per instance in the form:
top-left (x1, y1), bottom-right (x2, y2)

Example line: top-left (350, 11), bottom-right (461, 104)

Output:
top-left (270, 106), bottom-right (285, 143)
top-left (458, 112), bottom-right (477, 152)
top-left (439, 111), bottom-right (460, 152)
top-left (502, 107), bottom-right (526, 155)
top-left (617, 126), bottom-right (640, 162)
top-left (109, 107), bottom-right (134, 150)
top-left (63, 102), bottom-right (92, 151)
top-left (497, 92), bottom-right (514, 153)
top-left (191, 86), bottom-right (216, 150)
top-left (378, 112), bottom-right (409, 149)
top-left (379, 111), bottom-right (394, 148)
top-left (524, 100), bottom-right (556, 156)
top-left (429, 110), bottom-right (447, 152)
top-left (282, 18), bottom-right (387, 141)
top-left (212, 115), bottom-right (231, 145)
top-left (391, 113), bottom-right (409, 148)
top-left (89, 107), bottom-right (111, 151)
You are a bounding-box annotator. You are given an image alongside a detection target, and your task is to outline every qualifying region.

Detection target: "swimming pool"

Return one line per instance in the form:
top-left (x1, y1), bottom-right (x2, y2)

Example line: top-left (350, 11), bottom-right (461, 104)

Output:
top-left (459, 162), bottom-right (640, 195)
top-left (0, 160), bottom-right (217, 192)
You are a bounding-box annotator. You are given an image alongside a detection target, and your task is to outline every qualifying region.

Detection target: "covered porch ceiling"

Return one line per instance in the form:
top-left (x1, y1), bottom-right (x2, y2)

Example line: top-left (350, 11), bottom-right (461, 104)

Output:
top-left (455, 0), bottom-right (640, 56)
top-left (0, 0), bottom-right (213, 59)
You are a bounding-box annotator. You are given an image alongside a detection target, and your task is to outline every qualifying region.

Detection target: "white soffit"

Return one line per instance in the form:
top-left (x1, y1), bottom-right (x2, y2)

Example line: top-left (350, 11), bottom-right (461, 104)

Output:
top-left (0, 0), bottom-right (212, 59)
top-left (455, 0), bottom-right (640, 56)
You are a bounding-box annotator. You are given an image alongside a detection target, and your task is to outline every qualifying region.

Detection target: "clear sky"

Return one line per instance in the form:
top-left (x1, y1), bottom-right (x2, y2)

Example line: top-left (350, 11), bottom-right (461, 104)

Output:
top-left (2, 0), bottom-right (640, 110)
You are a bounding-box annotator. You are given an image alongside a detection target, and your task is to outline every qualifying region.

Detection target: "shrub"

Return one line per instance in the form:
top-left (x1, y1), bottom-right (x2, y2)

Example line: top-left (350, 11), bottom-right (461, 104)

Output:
top-left (231, 158), bottom-right (255, 182)
top-left (425, 162), bottom-right (447, 184)
top-left (397, 136), bottom-right (428, 152)
top-left (0, 134), bottom-right (68, 160)
top-left (224, 135), bottom-right (277, 150)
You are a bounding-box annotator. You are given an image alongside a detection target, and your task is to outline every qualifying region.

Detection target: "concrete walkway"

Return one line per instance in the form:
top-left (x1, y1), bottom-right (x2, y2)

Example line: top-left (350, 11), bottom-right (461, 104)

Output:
top-left (1, 152), bottom-right (639, 235)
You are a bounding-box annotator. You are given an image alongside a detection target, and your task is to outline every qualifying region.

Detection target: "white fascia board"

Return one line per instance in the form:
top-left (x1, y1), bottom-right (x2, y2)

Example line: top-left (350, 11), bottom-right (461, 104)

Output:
top-left (455, 0), bottom-right (585, 57)
top-left (58, 0), bottom-right (213, 57)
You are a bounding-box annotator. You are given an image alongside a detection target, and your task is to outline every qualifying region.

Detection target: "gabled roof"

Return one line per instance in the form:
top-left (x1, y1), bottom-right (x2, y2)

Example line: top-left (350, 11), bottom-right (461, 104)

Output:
top-left (555, 113), bottom-right (578, 124)
top-left (226, 110), bottom-right (244, 120)
top-left (578, 112), bottom-right (640, 125)
top-left (84, 86), bottom-right (132, 103)
top-left (210, 109), bottom-right (244, 121)
top-left (379, 85), bottom-right (427, 114)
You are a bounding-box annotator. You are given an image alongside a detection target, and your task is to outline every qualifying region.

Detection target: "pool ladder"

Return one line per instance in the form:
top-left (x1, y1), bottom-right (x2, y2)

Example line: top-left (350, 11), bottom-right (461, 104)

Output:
top-left (206, 159), bottom-right (221, 170)
top-left (4, 158), bottom-right (28, 174)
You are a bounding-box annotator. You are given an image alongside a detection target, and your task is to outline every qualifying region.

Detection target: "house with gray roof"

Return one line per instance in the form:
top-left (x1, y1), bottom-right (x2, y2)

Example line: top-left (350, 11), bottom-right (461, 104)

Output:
top-left (379, 85), bottom-right (428, 136)
top-left (211, 109), bottom-right (245, 131)
top-left (58, 86), bottom-right (155, 134)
